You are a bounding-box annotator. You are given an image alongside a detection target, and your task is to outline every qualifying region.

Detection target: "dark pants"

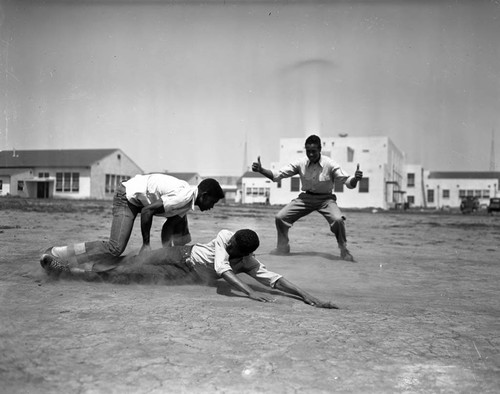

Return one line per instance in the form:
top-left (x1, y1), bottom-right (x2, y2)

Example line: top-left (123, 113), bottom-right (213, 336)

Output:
top-left (82, 245), bottom-right (200, 284)
top-left (275, 192), bottom-right (347, 251)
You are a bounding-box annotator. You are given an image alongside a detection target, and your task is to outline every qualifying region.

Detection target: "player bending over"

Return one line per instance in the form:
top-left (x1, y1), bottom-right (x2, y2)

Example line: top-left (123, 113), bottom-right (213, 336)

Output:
top-left (40, 229), bottom-right (338, 309)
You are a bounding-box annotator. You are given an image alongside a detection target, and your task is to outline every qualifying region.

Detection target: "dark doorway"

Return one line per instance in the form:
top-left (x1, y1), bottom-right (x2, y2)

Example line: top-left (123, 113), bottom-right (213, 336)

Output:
top-left (37, 182), bottom-right (50, 198)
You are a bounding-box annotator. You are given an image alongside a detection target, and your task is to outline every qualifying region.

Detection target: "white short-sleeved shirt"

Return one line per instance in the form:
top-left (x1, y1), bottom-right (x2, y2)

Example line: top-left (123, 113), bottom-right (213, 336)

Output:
top-left (190, 229), bottom-right (282, 287)
top-left (123, 174), bottom-right (197, 218)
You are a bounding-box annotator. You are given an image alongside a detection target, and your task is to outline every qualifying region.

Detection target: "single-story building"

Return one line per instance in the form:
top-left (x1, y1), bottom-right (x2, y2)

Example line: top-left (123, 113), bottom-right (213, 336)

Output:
top-left (422, 171), bottom-right (500, 209)
top-left (0, 149), bottom-right (143, 199)
top-left (238, 171), bottom-right (272, 205)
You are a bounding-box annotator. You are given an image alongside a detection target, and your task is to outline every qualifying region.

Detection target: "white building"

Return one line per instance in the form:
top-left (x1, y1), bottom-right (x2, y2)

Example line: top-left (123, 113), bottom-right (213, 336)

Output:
top-left (403, 164), bottom-right (426, 207)
top-left (266, 136), bottom-right (406, 209)
top-left (401, 167), bottom-right (500, 209)
top-left (204, 175), bottom-right (240, 204)
top-left (238, 171), bottom-right (272, 205)
top-left (0, 149), bottom-right (142, 199)
top-left (421, 171), bottom-right (500, 209)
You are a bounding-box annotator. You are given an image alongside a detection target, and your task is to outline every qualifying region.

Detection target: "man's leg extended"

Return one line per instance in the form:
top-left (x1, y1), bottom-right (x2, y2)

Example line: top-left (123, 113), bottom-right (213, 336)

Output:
top-left (107, 245), bottom-right (198, 283)
top-left (161, 215), bottom-right (192, 247)
top-left (51, 185), bottom-right (139, 263)
top-left (318, 197), bottom-right (354, 261)
top-left (274, 196), bottom-right (315, 254)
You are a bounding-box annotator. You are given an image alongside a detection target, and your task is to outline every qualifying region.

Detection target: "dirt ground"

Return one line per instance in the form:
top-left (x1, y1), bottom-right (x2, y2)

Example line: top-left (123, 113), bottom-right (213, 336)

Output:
top-left (1, 199), bottom-right (499, 393)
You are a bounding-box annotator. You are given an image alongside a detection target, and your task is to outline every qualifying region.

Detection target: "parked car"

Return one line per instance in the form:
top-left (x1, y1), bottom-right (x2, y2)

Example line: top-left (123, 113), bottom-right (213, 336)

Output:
top-left (460, 196), bottom-right (480, 214)
top-left (487, 197), bottom-right (500, 214)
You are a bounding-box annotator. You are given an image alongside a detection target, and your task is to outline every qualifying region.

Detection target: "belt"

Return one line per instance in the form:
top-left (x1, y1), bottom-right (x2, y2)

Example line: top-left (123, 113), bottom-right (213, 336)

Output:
top-left (304, 191), bottom-right (337, 201)
top-left (305, 190), bottom-right (331, 195)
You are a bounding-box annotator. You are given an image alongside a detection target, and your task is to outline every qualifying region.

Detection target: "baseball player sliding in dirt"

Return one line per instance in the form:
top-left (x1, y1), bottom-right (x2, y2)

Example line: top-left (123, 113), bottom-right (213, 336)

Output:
top-left (40, 228), bottom-right (339, 309)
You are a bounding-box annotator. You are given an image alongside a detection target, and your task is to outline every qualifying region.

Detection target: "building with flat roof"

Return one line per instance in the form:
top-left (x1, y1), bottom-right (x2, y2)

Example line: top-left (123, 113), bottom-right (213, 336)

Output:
top-left (422, 171), bottom-right (500, 209)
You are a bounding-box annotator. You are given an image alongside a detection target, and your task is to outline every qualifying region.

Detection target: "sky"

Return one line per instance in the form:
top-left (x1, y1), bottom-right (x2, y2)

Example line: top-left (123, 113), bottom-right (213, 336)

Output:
top-left (1, 0), bottom-right (500, 176)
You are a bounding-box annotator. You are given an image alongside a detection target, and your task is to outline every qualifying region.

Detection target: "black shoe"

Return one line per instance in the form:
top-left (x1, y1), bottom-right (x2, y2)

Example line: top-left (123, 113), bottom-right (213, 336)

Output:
top-left (340, 248), bottom-right (355, 262)
top-left (40, 247), bottom-right (70, 275)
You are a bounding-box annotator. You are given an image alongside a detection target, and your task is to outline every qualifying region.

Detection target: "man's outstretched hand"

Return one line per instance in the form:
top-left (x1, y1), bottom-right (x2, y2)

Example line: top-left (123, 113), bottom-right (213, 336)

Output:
top-left (252, 156), bottom-right (262, 173)
top-left (355, 163), bottom-right (363, 180)
top-left (303, 294), bottom-right (339, 309)
top-left (314, 301), bottom-right (340, 309)
top-left (248, 291), bottom-right (276, 303)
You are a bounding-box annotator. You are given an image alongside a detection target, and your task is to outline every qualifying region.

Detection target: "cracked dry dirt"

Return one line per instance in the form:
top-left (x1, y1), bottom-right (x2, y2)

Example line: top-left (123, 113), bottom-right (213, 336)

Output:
top-left (1, 200), bottom-right (499, 393)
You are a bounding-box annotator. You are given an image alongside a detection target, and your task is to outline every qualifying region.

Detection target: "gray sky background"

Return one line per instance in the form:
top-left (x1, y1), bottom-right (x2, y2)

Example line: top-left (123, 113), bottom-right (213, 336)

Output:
top-left (1, 0), bottom-right (499, 175)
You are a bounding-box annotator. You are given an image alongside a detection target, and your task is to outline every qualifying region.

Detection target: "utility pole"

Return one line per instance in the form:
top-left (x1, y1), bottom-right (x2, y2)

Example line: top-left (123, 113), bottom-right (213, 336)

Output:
top-left (490, 129), bottom-right (496, 171)
top-left (243, 135), bottom-right (248, 173)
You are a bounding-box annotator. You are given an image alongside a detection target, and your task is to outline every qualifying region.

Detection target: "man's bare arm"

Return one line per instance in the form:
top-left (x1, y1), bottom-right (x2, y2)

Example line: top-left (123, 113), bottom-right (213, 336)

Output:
top-left (274, 277), bottom-right (339, 309)
top-left (221, 270), bottom-right (276, 303)
top-left (251, 156), bottom-right (275, 181)
top-left (139, 200), bottom-right (165, 252)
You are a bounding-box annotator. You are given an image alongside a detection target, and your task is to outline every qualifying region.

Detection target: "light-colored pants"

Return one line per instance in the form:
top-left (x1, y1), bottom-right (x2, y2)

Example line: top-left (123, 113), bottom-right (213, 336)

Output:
top-left (275, 192), bottom-right (347, 251)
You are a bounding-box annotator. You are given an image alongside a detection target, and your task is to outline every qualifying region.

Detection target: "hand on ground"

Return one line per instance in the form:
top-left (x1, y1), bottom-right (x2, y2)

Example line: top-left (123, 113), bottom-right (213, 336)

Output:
top-left (248, 291), bottom-right (276, 303)
top-left (303, 295), bottom-right (339, 309)
top-left (139, 244), bottom-right (151, 255)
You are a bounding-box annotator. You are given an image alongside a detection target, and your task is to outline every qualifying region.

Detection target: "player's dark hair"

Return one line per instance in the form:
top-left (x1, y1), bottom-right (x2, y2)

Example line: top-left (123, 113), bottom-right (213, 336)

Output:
top-left (234, 229), bottom-right (260, 255)
top-left (198, 178), bottom-right (225, 200)
top-left (305, 134), bottom-right (321, 147)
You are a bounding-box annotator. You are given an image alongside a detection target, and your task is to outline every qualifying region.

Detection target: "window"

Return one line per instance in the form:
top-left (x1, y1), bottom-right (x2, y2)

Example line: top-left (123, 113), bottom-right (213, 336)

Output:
top-left (359, 178), bottom-right (369, 193)
top-left (407, 173), bottom-right (415, 187)
top-left (459, 190), bottom-right (466, 198)
top-left (347, 147), bottom-right (354, 162)
top-left (483, 189), bottom-right (490, 198)
top-left (38, 172), bottom-right (49, 178)
top-left (106, 174), bottom-right (129, 194)
top-left (427, 189), bottom-right (434, 203)
top-left (258, 187), bottom-right (265, 196)
top-left (18, 181), bottom-right (24, 191)
top-left (56, 172), bottom-right (80, 192)
top-left (56, 173), bottom-right (63, 191)
top-left (466, 190), bottom-right (474, 197)
top-left (290, 177), bottom-right (300, 192)
top-left (64, 173), bottom-right (71, 191)
top-left (72, 173), bottom-right (79, 192)
top-left (442, 189), bottom-right (450, 199)
top-left (0, 180), bottom-right (2, 190)
top-left (407, 195), bottom-right (415, 204)
top-left (246, 187), bottom-right (252, 195)
top-left (334, 179), bottom-right (344, 193)
top-left (474, 190), bottom-right (482, 197)
top-left (277, 179), bottom-right (281, 189)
